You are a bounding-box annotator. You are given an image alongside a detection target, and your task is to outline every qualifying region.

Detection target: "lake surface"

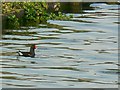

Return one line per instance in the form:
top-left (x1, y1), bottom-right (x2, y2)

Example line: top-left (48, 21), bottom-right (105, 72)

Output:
top-left (1, 3), bottom-right (119, 88)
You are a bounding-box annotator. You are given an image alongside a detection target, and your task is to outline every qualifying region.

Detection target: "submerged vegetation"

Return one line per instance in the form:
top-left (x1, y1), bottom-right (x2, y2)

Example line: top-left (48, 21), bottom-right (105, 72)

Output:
top-left (2, 2), bottom-right (73, 29)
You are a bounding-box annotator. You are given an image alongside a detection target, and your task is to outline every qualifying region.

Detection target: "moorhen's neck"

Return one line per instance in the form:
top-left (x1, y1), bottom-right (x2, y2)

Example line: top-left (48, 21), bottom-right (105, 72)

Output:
top-left (30, 45), bottom-right (36, 57)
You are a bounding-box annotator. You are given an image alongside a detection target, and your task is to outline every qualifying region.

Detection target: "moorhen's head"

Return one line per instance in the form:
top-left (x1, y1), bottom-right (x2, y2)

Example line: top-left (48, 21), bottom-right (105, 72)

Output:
top-left (31, 44), bottom-right (37, 49)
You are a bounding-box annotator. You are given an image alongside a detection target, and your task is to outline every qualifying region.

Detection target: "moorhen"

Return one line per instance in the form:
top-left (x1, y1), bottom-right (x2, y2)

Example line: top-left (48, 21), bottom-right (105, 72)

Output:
top-left (17, 44), bottom-right (37, 57)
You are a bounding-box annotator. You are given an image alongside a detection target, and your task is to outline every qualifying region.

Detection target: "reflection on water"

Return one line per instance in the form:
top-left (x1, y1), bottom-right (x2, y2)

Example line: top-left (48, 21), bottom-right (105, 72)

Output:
top-left (1, 3), bottom-right (119, 88)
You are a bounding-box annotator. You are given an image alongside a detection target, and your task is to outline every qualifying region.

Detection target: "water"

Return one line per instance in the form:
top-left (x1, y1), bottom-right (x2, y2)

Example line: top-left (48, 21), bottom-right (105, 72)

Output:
top-left (1, 3), bottom-right (119, 88)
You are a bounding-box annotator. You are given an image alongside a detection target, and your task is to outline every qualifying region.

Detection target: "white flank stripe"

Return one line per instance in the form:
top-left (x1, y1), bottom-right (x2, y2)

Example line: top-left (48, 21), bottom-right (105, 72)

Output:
top-left (19, 52), bottom-right (23, 55)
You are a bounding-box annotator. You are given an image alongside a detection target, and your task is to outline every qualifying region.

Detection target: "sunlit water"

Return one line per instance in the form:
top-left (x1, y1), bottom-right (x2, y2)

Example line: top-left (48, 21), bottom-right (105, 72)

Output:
top-left (1, 3), bottom-right (119, 88)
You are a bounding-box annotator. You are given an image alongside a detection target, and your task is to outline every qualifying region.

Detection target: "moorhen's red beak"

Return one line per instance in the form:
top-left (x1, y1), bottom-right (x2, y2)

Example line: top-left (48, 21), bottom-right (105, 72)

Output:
top-left (34, 45), bottom-right (37, 49)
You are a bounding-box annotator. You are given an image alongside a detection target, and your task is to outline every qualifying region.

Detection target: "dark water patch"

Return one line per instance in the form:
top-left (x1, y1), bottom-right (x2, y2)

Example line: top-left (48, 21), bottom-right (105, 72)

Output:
top-left (2, 65), bottom-right (26, 68)
top-left (42, 33), bottom-right (61, 36)
top-left (94, 49), bottom-right (118, 54)
top-left (62, 78), bottom-right (94, 83)
top-left (54, 46), bottom-right (83, 51)
top-left (107, 36), bottom-right (116, 39)
top-left (95, 49), bottom-right (119, 51)
top-left (40, 42), bottom-right (62, 45)
top-left (101, 69), bottom-right (120, 74)
top-left (25, 77), bottom-right (46, 81)
top-left (73, 60), bottom-right (87, 63)
top-left (40, 36), bottom-right (59, 39)
top-left (44, 67), bottom-right (80, 72)
top-left (1, 76), bottom-right (26, 80)
top-left (89, 62), bottom-right (116, 65)
top-left (1, 71), bottom-right (40, 77)
top-left (18, 66), bottom-right (84, 72)
top-left (1, 71), bottom-right (16, 75)
top-left (75, 15), bottom-right (98, 19)
top-left (61, 28), bottom-right (73, 30)
top-left (94, 12), bottom-right (109, 16)
top-left (57, 55), bottom-right (75, 59)
top-left (116, 64), bottom-right (120, 66)
top-left (109, 8), bottom-right (119, 10)
top-left (47, 30), bottom-right (60, 33)
top-left (2, 38), bottom-right (22, 40)
top-left (3, 83), bottom-right (35, 87)
top-left (95, 50), bottom-right (111, 54)
top-left (117, 82), bottom-right (120, 85)
top-left (114, 22), bottom-right (120, 24)
top-left (43, 75), bottom-right (76, 80)
top-left (30, 61), bottom-right (37, 64)
top-left (104, 62), bottom-right (116, 64)
top-left (96, 39), bottom-right (117, 43)
top-left (107, 69), bottom-right (120, 73)
top-left (2, 75), bottom-right (43, 82)
top-left (84, 40), bottom-right (107, 44)
top-left (97, 51), bottom-right (110, 54)
top-left (72, 30), bottom-right (91, 33)
top-left (78, 78), bottom-right (94, 82)
top-left (1, 71), bottom-right (31, 77)
top-left (2, 37), bottom-right (39, 41)
top-left (84, 39), bottom-right (98, 44)
top-left (93, 81), bottom-right (116, 85)
top-left (96, 31), bottom-right (106, 33)
top-left (1, 43), bottom-right (18, 46)
top-left (33, 80), bottom-right (56, 83)
top-left (71, 19), bottom-right (96, 23)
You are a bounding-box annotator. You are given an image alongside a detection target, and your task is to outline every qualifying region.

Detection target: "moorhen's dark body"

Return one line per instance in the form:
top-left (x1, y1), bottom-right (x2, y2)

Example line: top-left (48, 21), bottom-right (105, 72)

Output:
top-left (17, 44), bottom-right (36, 57)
